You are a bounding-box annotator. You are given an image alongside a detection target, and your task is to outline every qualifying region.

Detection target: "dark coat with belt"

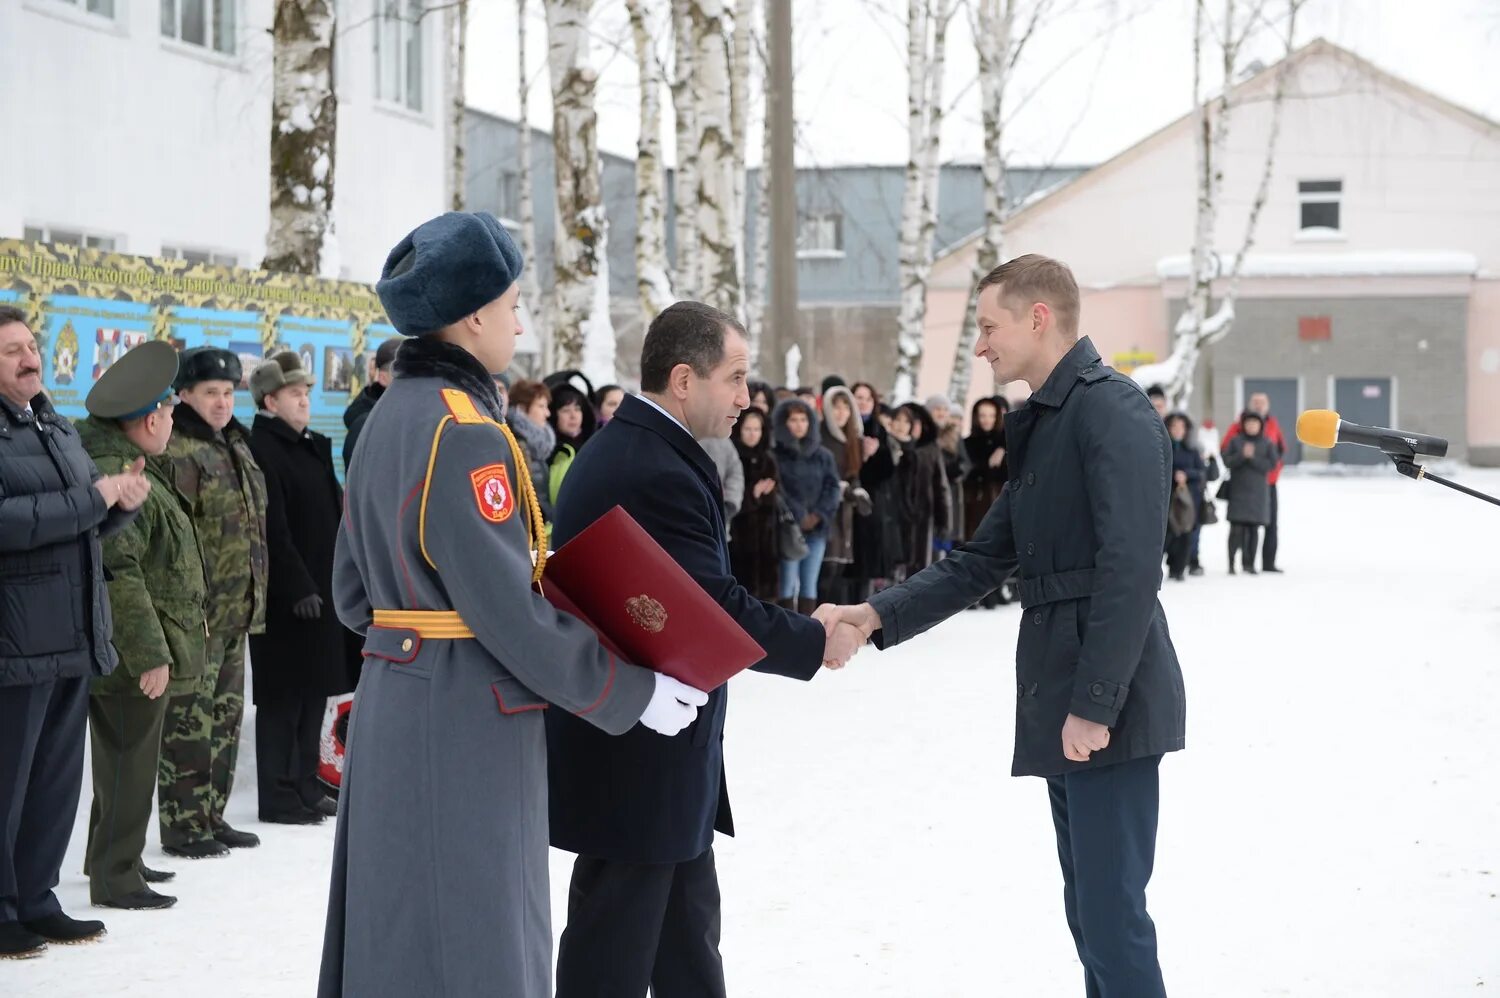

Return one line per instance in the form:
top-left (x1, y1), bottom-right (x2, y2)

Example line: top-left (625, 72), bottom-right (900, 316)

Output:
top-left (0, 393), bottom-right (135, 686)
top-left (869, 337), bottom-right (1187, 778)
top-left (771, 399), bottom-right (841, 545)
top-left (247, 413), bottom-right (359, 703)
top-left (547, 394), bottom-right (825, 864)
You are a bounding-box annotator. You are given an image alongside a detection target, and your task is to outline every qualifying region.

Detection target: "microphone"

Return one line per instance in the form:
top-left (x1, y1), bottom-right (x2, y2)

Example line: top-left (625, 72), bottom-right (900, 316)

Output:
top-left (1296, 409), bottom-right (1448, 458)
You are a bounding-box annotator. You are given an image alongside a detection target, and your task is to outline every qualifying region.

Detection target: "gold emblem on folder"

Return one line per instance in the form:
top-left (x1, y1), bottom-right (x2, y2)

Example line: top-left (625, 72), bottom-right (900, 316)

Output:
top-left (625, 595), bottom-right (667, 634)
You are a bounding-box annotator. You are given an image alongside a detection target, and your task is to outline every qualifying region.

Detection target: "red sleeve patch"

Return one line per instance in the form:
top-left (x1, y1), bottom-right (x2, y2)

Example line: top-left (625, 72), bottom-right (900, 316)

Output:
top-left (469, 463), bottom-right (516, 523)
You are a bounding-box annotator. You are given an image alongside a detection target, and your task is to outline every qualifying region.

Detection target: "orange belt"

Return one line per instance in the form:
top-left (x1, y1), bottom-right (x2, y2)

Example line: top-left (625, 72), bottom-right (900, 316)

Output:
top-left (371, 609), bottom-right (475, 639)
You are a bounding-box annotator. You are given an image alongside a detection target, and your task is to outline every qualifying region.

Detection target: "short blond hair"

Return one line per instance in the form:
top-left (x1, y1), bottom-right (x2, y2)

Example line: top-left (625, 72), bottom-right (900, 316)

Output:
top-left (976, 254), bottom-right (1080, 336)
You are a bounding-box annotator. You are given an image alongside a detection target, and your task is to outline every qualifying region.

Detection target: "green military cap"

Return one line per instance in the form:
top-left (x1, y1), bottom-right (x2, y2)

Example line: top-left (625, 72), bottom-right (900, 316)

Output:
top-left (86, 340), bottom-right (180, 420)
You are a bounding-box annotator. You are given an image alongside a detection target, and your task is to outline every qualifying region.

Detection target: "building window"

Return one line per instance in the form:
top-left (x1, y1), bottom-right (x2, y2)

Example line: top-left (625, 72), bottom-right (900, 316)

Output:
top-left (162, 245), bottom-right (238, 267)
top-left (375, 0), bottom-right (424, 112)
top-left (497, 171), bottom-right (519, 220)
top-left (797, 212), bottom-right (843, 257)
top-left (1298, 179), bottom-right (1342, 232)
top-left (161, 0), bottom-right (237, 55)
top-left (47, 0), bottom-right (116, 18)
top-left (23, 225), bottom-right (117, 252)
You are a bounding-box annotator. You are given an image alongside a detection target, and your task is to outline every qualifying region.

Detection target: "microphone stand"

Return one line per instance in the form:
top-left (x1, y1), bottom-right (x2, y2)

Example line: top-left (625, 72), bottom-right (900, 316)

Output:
top-left (1387, 449), bottom-right (1500, 508)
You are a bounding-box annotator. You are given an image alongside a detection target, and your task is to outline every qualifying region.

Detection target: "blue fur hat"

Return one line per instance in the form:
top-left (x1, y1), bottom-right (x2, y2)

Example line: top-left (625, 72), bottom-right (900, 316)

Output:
top-left (375, 212), bottom-right (524, 337)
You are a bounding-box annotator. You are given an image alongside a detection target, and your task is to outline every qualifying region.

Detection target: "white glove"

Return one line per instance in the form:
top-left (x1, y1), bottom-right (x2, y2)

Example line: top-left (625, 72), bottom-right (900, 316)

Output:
top-left (639, 673), bottom-right (710, 737)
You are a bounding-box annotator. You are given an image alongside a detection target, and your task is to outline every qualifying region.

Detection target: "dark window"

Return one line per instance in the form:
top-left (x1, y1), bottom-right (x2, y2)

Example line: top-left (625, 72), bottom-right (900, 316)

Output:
top-left (1298, 179), bottom-right (1342, 232)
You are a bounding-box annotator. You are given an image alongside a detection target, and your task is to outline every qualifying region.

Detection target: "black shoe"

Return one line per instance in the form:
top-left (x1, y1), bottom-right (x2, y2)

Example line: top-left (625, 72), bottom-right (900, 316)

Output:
top-left (1228, 565), bottom-right (1237, 575)
top-left (261, 808), bottom-right (325, 825)
top-left (1264, 565), bottom-right (1283, 573)
top-left (0, 922), bottom-right (47, 959)
top-left (308, 796), bottom-right (339, 818)
top-left (213, 825), bottom-right (262, 849)
top-left (1188, 565), bottom-right (1204, 577)
top-left (141, 865), bottom-right (175, 884)
top-left (163, 840), bottom-right (230, 860)
top-left (1168, 572), bottom-right (1185, 582)
top-left (22, 913), bottom-right (106, 945)
top-left (94, 889), bottom-right (177, 911)
top-left (1244, 566), bottom-right (1259, 575)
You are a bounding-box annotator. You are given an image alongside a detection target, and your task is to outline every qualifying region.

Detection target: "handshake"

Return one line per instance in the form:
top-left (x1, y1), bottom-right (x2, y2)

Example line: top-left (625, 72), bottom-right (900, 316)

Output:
top-left (811, 602), bottom-right (881, 670)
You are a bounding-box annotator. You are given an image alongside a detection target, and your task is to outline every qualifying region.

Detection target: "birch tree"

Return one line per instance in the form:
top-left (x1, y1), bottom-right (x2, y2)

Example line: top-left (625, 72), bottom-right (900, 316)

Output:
top-left (263, 0), bottom-right (338, 276)
top-left (894, 0), bottom-right (954, 402)
top-left (449, 0), bottom-right (469, 211)
top-left (626, 0), bottom-right (676, 323)
top-left (689, 0), bottom-right (741, 316)
top-left (546, 0), bottom-right (616, 382)
top-left (1130, 0), bottom-right (1304, 409)
top-left (670, 0), bottom-right (700, 298)
top-left (746, 28), bottom-right (773, 367)
top-left (516, 0), bottom-right (549, 363)
top-left (729, 0), bottom-right (755, 303)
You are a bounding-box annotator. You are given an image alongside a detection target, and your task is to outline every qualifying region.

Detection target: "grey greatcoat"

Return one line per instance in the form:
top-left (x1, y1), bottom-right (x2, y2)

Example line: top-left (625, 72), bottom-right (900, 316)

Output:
top-left (869, 337), bottom-right (1186, 778)
top-left (318, 337), bottom-right (655, 998)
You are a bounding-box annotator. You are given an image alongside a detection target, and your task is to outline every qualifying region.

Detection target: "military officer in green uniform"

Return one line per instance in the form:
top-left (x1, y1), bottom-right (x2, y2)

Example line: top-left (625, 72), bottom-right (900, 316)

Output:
top-left (77, 341), bottom-right (209, 911)
top-left (157, 348), bottom-right (269, 859)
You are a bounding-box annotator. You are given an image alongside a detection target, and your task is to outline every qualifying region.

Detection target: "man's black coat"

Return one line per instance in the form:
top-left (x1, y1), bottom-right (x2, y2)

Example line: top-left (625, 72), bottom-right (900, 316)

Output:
top-left (869, 338), bottom-right (1187, 777)
top-left (547, 395), bottom-right (824, 863)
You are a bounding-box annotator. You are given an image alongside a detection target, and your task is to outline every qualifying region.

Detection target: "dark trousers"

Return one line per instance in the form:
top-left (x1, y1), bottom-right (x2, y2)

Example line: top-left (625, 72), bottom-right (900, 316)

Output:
top-left (1047, 754), bottom-right (1167, 998)
top-left (1164, 532), bottom-right (1191, 578)
top-left (0, 677), bottom-right (87, 923)
top-left (1228, 524), bottom-right (1261, 570)
top-left (555, 847), bottom-right (727, 998)
top-left (1263, 484), bottom-right (1279, 568)
top-left (255, 694), bottom-right (325, 817)
top-left (85, 692), bottom-right (169, 902)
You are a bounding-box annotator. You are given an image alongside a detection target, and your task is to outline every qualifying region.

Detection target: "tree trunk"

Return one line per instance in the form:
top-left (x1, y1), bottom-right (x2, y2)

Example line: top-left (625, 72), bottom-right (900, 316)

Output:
top-left (449, 0), bottom-right (468, 211)
top-left (670, 0), bottom-right (699, 298)
top-left (627, 0), bottom-right (676, 324)
top-left (747, 47), bottom-right (772, 369)
top-left (946, 0), bottom-right (1013, 402)
top-left (730, 0), bottom-right (754, 310)
top-left (546, 0), bottom-right (615, 382)
top-left (690, 0), bottom-right (741, 316)
top-left (892, 0), bottom-right (930, 403)
top-left (1130, 0), bottom-right (1301, 411)
top-left (516, 0), bottom-right (549, 365)
top-left (263, 0), bottom-right (338, 276)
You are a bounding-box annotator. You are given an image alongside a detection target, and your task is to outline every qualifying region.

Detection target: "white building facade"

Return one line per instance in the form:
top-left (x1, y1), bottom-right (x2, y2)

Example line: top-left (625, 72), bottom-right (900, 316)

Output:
top-left (1, 0), bottom-right (453, 282)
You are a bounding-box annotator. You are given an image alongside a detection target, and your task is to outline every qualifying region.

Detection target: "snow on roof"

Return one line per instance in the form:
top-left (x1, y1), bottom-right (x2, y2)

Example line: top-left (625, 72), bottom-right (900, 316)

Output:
top-left (1156, 251), bottom-right (1480, 280)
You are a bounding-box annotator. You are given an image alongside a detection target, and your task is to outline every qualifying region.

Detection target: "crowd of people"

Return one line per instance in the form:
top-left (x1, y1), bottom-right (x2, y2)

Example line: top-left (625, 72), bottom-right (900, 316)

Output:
top-left (1147, 385), bottom-right (1289, 581)
top-left (1, 305), bottom-right (356, 958)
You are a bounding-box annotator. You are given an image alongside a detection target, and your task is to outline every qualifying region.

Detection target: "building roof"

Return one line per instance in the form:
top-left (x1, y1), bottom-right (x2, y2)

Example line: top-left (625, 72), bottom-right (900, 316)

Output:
top-left (934, 37), bottom-right (1500, 263)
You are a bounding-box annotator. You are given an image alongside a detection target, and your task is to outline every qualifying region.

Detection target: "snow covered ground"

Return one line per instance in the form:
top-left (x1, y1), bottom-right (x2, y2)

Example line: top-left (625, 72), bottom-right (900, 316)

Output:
top-left (11, 469), bottom-right (1500, 997)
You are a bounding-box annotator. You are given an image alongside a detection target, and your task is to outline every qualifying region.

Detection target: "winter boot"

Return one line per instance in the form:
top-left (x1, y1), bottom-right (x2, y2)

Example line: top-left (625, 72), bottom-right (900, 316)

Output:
top-left (213, 824), bottom-right (261, 849)
top-left (0, 922), bottom-right (47, 959)
top-left (94, 889), bottom-right (177, 911)
top-left (140, 865), bottom-right (175, 884)
top-left (21, 913), bottom-right (106, 945)
top-left (163, 840), bottom-right (230, 860)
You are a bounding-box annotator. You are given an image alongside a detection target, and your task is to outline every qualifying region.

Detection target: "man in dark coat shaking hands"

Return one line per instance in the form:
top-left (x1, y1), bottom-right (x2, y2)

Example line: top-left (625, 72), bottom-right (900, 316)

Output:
top-left (824, 255), bottom-right (1186, 997)
top-left (548, 301), bottom-right (863, 998)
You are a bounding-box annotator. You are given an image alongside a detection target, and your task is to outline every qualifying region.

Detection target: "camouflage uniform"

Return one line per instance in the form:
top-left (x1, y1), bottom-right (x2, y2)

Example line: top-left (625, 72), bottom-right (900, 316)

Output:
top-left (77, 415), bottom-right (209, 903)
top-left (157, 401), bottom-right (268, 847)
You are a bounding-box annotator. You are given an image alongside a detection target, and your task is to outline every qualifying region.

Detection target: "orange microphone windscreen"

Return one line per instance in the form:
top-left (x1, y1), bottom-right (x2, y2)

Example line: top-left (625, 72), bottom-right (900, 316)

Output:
top-left (1296, 409), bottom-right (1340, 449)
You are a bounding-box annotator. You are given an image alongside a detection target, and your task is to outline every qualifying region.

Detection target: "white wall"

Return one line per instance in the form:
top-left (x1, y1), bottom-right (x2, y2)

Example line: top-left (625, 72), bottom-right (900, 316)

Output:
top-left (2, 0), bottom-right (449, 282)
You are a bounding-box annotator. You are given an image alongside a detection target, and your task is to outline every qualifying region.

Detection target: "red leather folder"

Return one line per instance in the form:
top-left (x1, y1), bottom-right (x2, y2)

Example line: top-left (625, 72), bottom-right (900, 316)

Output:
top-left (541, 505), bottom-right (767, 692)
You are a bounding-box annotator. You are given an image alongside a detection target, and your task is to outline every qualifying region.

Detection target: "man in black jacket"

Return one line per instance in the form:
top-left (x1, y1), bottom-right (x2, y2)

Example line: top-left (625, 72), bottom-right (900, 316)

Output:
top-left (548, 302), bottom-right (862, 998)
top-left (824, 256), bottom-right (1186, 998)
top-left (341, 335), bottom-right (402, 472)
top-left (0, 307), bottom-right (151, 958)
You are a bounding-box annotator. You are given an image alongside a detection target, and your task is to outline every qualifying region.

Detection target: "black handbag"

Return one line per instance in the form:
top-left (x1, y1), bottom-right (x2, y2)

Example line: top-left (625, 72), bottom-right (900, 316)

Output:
top-left (1198, 496), bottom-right (1220, 525)
top-left (774, 493), bottom-right (809, 561)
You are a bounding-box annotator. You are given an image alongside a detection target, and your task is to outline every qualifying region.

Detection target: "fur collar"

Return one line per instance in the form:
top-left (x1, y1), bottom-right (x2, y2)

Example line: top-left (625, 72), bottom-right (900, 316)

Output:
top-left (173, 398), bottom-right (250, 444)
top-left (393, 336), bottom-right (505, 421)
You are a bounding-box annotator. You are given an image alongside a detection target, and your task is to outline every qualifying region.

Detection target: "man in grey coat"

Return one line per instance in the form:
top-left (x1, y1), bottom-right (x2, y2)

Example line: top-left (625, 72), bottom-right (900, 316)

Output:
top-left (318, 212), bottom-right (707, 997)
top-left (822, 255), bottom-right (1186, 998)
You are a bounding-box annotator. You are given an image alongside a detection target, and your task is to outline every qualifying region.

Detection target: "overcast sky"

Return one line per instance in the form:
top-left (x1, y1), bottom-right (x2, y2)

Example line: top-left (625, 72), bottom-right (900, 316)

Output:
top-left (465, 0), bottom-right (1500, 169)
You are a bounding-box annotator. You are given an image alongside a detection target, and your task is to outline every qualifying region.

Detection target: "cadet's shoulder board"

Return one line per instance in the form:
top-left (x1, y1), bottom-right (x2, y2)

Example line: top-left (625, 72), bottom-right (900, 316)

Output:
top-left (441, 388), bottom-right (486, 425)
top-left (469, 463), bottom-right (516, 523)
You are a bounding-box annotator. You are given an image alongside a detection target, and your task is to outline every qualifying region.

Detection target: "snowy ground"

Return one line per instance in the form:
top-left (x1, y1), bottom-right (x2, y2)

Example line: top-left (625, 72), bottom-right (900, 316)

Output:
top-left (11, 469), bottom-right (1500, 997)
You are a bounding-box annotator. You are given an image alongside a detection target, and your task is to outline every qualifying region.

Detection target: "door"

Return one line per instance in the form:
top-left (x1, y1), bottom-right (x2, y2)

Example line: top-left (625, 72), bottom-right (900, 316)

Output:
top-left (1241, 377), bottom-right (1302, 464)
top-left (1331, 377), bottom-right (1393, 466)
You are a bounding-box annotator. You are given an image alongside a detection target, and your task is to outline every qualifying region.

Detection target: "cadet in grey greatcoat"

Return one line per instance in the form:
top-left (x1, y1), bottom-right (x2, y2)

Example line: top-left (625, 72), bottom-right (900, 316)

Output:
top-left (317, 212), bottom-right (706, 998)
